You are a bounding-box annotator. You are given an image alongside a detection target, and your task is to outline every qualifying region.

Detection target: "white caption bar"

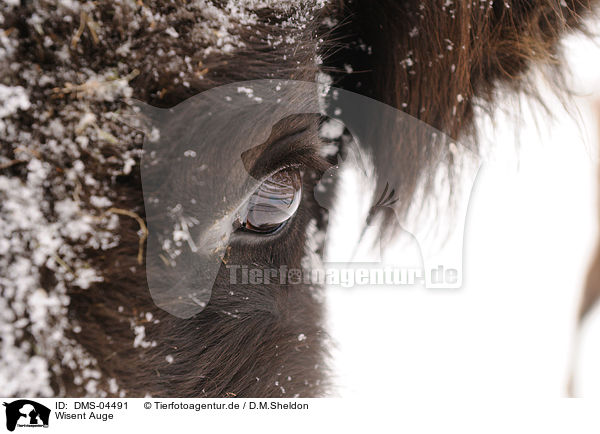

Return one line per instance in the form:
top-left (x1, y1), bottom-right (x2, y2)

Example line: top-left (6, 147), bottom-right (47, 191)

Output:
top-left (1, 398), bottom-right (599, 433)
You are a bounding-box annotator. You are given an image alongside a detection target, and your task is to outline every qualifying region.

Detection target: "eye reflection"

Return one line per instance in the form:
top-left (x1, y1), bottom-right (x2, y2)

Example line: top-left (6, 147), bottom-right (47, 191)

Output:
top-left (239, 168), bottom-right (302, 234)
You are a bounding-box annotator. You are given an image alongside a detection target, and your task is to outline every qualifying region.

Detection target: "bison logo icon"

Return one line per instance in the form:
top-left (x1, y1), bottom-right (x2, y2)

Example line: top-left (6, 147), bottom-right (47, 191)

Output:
top-left (3, 400), bottom-right (50, 432)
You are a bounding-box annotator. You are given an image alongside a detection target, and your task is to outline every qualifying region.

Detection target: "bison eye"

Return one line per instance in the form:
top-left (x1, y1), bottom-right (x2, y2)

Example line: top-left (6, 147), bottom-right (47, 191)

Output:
top-left (239, 167), bottom-right (302, 234)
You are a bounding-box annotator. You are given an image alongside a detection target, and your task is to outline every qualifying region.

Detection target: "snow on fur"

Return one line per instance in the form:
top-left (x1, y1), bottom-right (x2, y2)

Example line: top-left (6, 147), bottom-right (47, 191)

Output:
top-left (0, 0), bottom-right (139, 396)
top-left (0, 0), bottom-right (329, 396)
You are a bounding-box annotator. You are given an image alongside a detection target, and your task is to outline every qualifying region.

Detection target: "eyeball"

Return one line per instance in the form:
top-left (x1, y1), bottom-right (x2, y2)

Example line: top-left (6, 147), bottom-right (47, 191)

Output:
top-left (239, 167), bottom-right (302, 234)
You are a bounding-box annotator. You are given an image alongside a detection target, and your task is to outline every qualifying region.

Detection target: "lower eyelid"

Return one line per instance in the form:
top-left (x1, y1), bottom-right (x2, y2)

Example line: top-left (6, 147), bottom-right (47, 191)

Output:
top-left (230, 214), bottom-right (294, 244)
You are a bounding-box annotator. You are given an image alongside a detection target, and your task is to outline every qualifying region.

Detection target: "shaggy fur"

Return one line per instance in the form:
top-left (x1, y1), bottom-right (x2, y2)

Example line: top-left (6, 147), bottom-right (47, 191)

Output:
top-left (0, 0), bottom-right (597, 397)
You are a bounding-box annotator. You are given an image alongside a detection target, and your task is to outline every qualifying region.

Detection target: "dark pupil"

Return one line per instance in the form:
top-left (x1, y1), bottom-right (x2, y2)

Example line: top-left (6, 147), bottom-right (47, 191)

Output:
top-left (245, 168), bottom-right (302, 233)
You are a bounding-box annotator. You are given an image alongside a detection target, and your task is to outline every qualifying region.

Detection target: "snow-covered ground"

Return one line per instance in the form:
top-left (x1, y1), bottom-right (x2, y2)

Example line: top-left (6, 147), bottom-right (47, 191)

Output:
top-left (326, 27), bottom-right (600, 398)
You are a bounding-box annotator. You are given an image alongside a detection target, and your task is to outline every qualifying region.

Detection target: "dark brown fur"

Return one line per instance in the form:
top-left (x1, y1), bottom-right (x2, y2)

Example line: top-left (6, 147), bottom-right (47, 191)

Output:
top-left (2, 0), bottom-right (597, 397)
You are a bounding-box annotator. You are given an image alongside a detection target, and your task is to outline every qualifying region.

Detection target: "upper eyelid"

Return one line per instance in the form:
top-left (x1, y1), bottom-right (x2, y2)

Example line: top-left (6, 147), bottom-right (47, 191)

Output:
top-left (261, 162), bottom-right (302, 183)
top-left (242, 127), bottom-right (321, 181)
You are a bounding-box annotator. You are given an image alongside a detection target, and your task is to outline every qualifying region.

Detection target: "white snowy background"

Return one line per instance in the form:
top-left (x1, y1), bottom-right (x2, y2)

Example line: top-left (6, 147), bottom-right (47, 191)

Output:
top-left (326, 27), bottom-right (600, 398)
